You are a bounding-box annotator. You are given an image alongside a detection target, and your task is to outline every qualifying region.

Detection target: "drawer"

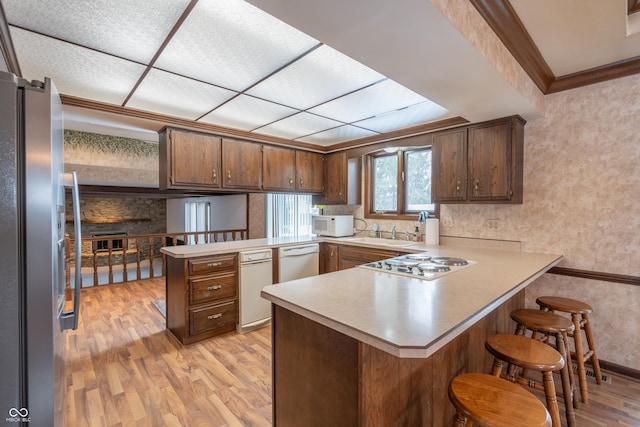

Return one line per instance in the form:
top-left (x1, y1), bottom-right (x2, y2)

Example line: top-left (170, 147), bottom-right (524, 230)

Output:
top-left (339, 245), bottom-right (401, 263)
top-left (189, 254), bottom-right (237, 275)
top-left (189, 300), bottom-right (237, 336)
top-left (189, 272), bottom-right (237, 305)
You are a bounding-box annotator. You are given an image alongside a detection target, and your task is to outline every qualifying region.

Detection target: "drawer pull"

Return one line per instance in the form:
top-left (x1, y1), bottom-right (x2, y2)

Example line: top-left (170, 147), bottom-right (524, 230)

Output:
top-left (206, 262), bottom-right (222, 268)
top-left (207, 313), bottom-right (222, 320)
top-left (207, 285), bottom-right (222, 291)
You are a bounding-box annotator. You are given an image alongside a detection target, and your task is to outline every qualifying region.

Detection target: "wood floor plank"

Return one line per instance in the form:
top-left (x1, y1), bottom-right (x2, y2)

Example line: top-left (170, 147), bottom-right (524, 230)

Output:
top-left (65, 277), bottom-right (640, 426)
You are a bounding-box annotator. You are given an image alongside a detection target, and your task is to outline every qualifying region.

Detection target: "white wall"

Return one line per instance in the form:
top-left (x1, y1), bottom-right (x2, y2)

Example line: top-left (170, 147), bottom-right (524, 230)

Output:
top-left (166, 194), bottom-right (247, 233)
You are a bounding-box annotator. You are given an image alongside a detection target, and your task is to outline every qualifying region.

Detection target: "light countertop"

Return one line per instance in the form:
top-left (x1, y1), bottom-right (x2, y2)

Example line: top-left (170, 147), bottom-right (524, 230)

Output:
top-left (260, 245), bottom-right (562, 358)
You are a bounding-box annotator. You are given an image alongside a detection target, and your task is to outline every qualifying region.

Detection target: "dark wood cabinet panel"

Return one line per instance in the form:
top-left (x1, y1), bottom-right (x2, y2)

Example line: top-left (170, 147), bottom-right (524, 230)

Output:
top-left (222, 138), bottom-right (262, 190)
top-left (313, 152), bottom-right (361, 205)
top-left (263, 145), bottom-right (296, 191)
top-left (295, 151), bottom-right (324, 193)
top-left (432, 128), bottom-right (467, 202)
top-left (159, 128), bottom-right (221, 190)
top-left (166, 253), bottom-right (238, 345)
top-left (432, 116), bottom-right (524, 204)
top-left (320, 242), bottom-right (340, 274)
top-left (338, 245), bottom-right (404, 270)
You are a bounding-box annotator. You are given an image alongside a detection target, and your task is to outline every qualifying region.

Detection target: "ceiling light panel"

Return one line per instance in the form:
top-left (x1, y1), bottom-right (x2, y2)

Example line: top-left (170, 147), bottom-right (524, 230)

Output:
top-left (199, 95), bottom-right (297, 131)
top-left (10, 27), bottom-right (146, 105)
top-left (296, 125), bottom-right (378, 146)
top-left (155, 0), bottom-right (318, 92)
top-left (247, 45), bottom-right (385, 110)
top-left (254, 112), bottom-right (342, 140)
top-left (3, 0), bottom-right (190, 63)
top-left (126, 68), bottom-right (236, 120)
top-left (309, 79), bottom-right (433, 123)
top-left (354, 101), bottom-right (450, 133)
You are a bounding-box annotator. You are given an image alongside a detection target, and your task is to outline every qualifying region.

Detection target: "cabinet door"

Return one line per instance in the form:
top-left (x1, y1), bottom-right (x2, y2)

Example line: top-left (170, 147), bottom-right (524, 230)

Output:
top-left (432, 128), bottom-right (467, 202)
top-left (222, 138), bottom-right (262, 190)
top-left (295, 151), bottom-right (324, 193)
top-left (323, 152), bottom-right (348, 204)
top-left (320, 243), bottom-right (339, 274)
top-left (263, 146), bottom-right (296, 191)
top-left (169, 129), bottom-right (221, 188)
top-left (467, 121), bottom-right (511, 202)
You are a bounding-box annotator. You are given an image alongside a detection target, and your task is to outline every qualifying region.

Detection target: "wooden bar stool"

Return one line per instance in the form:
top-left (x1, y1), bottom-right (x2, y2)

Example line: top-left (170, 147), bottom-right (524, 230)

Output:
top-left (485, 334), bottom-right (565, 427)
top-left (511, 308), bottom-right (577, 427)
top-left (449, 373), bottom-right (552, 427)
top-left (536, 296), bottom-right (603, 404)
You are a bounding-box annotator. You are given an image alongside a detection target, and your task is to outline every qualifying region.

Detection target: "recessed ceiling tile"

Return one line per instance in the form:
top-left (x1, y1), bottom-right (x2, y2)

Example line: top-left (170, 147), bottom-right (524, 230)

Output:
top-left (309, 79), bottom-right (432, 123)
top-left (296, 125), bottom-right (378, 146)
top-left (10, 27), bottom-right (146, 105)
top-left (253, 112), bottom-right (342, 140)
top-left (354, 101), bottom-right (450, 133)
top-left (126, 68), bottom-right (236, 120)
top-left (155, 0), bottom-right (318, 91)
top-left (199, 95), bottom-right (297, 131)
top-left (247, 44), bottom-right (385, 110)
top-left (3, 0), bottom-right (190, 63)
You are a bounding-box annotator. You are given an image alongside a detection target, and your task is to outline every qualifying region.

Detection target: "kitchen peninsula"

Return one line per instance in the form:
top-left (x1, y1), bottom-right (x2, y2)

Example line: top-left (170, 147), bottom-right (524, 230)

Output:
top-left (260, 245), bottom-right (562, 426)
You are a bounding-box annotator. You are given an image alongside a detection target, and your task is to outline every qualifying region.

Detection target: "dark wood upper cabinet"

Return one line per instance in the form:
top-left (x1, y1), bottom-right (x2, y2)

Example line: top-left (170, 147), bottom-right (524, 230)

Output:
top-left (295, 151), bottom-right (324, 193)
top-left (221, 138), bottom-right (262, 190)
top-left (159, 128), bottom-right (221, 190)
top-left (313, 152), bottom-right (361, 205)
top-left (263, 145), bottom-right (296, 191)
top-left (432, 116), bottom-right (524, 204)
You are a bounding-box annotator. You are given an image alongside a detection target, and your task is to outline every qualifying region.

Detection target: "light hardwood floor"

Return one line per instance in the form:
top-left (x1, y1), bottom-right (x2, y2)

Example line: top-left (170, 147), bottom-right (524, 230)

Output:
top-left (65, 277), bottom-right (640, 426)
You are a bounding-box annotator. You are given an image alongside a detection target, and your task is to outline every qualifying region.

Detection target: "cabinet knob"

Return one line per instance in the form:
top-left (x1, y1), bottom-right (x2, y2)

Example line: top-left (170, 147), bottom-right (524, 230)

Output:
top-left (289, 177), bottom-right (294, 186)
top-left (474, 180), bottom-right (480, 194)
top-left (330, 250), bottom-right (334, 257)
top-left (207, 284), bottom-right (222, 291)
top-left (226, 170), bottom-right (232, 184)
top-left (212, 169), bottom-right (217, 184)
top-left (207, 313), bottom-right (222, 320)
top-left (456, 181), bottom-right (461, 192)
top-left (299, 178), bottom-right (304, 187)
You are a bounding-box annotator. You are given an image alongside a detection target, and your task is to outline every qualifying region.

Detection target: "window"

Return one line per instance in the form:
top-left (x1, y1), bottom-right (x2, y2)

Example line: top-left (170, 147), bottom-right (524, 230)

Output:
top-left (184, 201), bottom-right (211, 244)
top-left (266, 194), bottom-right (319, 237)
top-left (366, 147), bottom-right (434, 218)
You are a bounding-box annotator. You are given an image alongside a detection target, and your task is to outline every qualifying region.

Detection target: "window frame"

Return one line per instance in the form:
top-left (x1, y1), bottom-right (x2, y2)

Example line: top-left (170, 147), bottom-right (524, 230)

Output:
top-left (364, 146), bottom-right (438, 220)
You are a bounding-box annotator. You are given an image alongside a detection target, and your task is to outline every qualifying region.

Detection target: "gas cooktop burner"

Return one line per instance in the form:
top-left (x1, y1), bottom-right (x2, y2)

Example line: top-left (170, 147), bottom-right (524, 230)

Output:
top-left (430, 257), bottom-right (469, 266)
top-left (417, 263), bottom-right (450, 273)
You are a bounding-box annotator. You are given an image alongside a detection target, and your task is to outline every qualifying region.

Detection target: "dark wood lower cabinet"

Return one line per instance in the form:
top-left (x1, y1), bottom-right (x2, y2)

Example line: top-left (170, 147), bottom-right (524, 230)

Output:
top-left (272, 290), bottom-right (524, 426)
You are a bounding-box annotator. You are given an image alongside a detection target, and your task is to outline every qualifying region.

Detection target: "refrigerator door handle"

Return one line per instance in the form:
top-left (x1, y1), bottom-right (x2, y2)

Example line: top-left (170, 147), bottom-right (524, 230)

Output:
top-left (61, 171), bottom-right (81, 331)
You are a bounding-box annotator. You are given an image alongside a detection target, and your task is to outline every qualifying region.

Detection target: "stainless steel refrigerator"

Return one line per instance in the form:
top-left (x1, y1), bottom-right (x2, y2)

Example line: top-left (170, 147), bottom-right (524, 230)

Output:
top-left (0, 70), bottom-right (81, 426)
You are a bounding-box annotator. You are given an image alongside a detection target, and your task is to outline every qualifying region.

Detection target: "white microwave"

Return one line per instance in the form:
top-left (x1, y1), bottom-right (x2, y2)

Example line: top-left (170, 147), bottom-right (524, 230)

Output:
top-left (312, 215), bottom-right (354, 237)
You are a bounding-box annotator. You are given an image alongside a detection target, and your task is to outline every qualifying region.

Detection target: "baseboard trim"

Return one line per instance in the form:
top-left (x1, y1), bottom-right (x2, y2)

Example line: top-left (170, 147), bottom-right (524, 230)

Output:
top-left (599, 359), bottom-right (640, 381)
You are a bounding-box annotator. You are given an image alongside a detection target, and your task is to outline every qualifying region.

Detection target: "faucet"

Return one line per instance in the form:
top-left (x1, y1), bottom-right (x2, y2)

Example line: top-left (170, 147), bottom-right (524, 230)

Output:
top-left (405, 230), bottom-right (411, 241)
top-left (372, 223), bottom-right (379, 238)
top-left (391, 226), bottom-right (396, 240)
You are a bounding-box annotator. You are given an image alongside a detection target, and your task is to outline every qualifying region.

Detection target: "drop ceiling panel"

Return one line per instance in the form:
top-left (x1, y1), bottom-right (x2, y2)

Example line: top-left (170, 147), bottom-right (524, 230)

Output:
top-left (199, 95), bottom-right (297, 131)
top-left (154, 0), bottom-right (318, 91)
top-left (126, 68), bottom-right (236, 120)
top-left (308, 79), bottom-right (433, 123)
top-left (354, 101), bottom-right (450, 133)
top-left (254, 112), bottom-right (342, 140)
top-left (247, 44), bottom-right (385, 109)
top-left (2, 0), bottom-right (190, 63)
top-left (296, 125), bottom-right (377, 146)
top-left (10, 27), bottom-right (146, 105)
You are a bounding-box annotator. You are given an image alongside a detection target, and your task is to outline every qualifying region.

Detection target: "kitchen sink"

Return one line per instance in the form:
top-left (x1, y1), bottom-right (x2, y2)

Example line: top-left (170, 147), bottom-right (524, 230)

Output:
top-left (342, 237), bottom-right (416, 247)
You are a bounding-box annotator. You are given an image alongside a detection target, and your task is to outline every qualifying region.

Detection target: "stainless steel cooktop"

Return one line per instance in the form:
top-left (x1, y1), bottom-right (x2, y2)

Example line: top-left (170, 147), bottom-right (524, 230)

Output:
top-left (359, 252), bottom-right (477, 280)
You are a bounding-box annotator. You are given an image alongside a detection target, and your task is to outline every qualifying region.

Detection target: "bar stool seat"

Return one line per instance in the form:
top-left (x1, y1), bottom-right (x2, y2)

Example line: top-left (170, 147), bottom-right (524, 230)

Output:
top-left (511, 309), bottom-right (577, 426)
top-left (449, 373), bottom-right (552, 427)
top-left (485, 334), bottom-right (565, 427)
top-left (536, 296), bottom-right (603, 404)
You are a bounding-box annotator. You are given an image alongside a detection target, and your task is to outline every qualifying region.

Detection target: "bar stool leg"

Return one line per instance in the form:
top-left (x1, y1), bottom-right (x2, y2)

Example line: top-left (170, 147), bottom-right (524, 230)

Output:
top-left (453, 412), bottom-right (468, 426)
top-left (555, 333), bottom-right (577, 426)
top-left (542, 371), bottom-right (562, 427)
top-left (558, 331), bottom-right (578, 409)
top-left (583, 313), bottom-right (603, 385)
top-left (570, 313), bottom-right (590, 404)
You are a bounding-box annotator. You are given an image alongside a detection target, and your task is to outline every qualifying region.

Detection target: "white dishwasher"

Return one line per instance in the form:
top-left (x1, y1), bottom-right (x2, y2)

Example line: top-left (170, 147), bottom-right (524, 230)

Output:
top-left (238, 248), bottom-right (273, 333)
top-left (278, 243), bottom-right (320, 283)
